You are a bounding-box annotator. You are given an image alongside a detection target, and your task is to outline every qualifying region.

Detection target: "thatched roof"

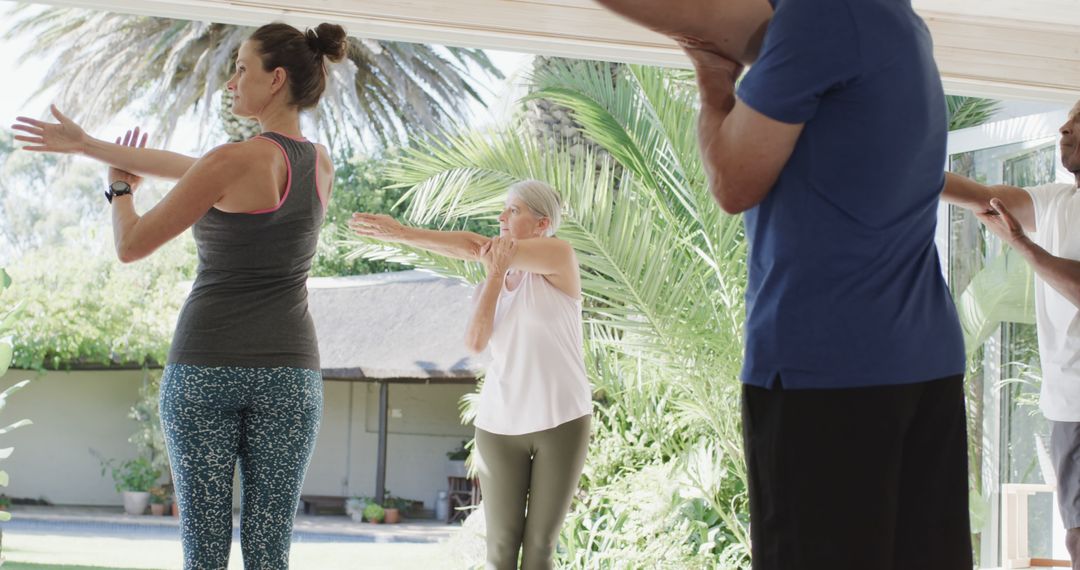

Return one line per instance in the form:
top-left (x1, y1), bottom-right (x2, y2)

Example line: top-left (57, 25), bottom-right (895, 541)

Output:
top-left (307, 270), bottom-right (487, 381)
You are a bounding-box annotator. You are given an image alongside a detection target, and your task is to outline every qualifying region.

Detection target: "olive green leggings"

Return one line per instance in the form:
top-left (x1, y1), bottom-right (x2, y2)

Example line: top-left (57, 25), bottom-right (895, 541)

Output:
top-left (474, 415), bottom-right (591, 570)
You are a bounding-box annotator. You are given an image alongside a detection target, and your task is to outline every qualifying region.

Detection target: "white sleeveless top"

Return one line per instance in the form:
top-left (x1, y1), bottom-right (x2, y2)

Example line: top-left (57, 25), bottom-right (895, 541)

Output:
top-left (474, 271), bottom-right (593, 436)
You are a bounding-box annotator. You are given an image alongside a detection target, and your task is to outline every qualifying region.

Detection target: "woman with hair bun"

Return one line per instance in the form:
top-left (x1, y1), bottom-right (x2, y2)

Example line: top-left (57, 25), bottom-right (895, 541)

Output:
top-left (14, 20), bottom-right (348, 569)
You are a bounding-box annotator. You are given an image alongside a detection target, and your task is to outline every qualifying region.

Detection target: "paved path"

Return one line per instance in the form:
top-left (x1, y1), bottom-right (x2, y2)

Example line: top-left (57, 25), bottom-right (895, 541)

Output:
top-left (0, 506), bottom-right (459, 569)
top-left (5, 505), bottom-right (457, 544)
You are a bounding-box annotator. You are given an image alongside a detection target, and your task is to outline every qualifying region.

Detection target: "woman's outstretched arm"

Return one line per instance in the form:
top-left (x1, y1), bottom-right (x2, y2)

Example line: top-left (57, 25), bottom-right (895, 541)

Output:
top-left (351, 212), bottom-right (581, 295)
top-left (349, 213), bottom-right (489, 261)
top-left (12, 106), bottom-right (197, 181)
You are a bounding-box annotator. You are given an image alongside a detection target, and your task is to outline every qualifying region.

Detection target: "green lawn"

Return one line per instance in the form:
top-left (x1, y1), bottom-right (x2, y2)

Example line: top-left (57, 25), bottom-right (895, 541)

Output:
top-left (3, 564), bottom-right (149, 570)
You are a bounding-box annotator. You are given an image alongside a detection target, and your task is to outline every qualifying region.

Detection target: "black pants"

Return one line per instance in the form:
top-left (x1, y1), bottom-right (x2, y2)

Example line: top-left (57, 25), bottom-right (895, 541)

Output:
top-left (742, 374), bottom-right (972, 570)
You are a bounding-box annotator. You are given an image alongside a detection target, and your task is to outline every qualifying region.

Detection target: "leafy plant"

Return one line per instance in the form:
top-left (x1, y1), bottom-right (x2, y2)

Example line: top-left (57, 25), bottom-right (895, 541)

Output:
top-left (148, 486), bottom-right (170, 505)
top-left (446, 440), bottom-right (470, 461)
top-left (101, 456), bottom-right (161, 493)
top-left (947, 96), bottom-right (1001, 131)
top-left (345, 496), bottom-right (370, 520)
top-left (382, 493), bottom-right (414, 512)
top-left (363, 502), bottom-right (385, 523)
top-left (5, 233), bottom-right (195, 370)
top-left (0, 267), bottom-right (34, 530)
top-left (128, 370), bottom-right (169, 477)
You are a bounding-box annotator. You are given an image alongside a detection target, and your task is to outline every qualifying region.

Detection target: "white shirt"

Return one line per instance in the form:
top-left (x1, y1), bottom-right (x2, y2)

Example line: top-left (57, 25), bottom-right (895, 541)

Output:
top-left (474, 272), bottom-right (593, 436)
top-left (1027, 183), bottom-right (1080, 422)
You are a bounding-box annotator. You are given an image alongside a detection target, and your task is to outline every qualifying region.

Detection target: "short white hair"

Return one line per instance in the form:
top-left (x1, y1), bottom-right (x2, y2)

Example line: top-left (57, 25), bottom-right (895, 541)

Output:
top-left (507, 179), bottom-right (563, 237)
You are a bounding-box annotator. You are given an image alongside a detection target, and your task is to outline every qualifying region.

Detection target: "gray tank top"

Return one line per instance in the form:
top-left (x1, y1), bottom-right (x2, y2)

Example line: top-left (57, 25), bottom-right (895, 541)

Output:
top-left (168, 132), bottom-right (325, 370)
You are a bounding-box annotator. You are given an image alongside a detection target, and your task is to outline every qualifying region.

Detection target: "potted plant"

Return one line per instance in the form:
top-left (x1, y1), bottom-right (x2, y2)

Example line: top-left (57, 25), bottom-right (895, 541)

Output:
top-left (382, 494), bottom-right (412, 524)
top-left (0, 495), bottom-right (11, 512)
top-left (149, 487), bottom-right (169, 516)
top-left (163, 483), bottom-right (179, 518)
top-left (446, 440), bottom-right (469, 478)
top-left (363, 502), bottom-right (385, 524)
top-left (345, 496), bottom-right (370, 523)
top-left (102, 457), bottom-right (161, 515)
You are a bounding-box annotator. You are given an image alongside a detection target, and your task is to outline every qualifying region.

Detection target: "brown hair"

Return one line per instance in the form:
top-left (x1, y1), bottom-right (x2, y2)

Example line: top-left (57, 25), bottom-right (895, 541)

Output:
top-left (248, 22), bottom-right (348, 109)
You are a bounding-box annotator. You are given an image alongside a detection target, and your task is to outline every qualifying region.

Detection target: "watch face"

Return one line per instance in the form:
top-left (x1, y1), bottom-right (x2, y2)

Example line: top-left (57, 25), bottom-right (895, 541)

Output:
top-left (110, 181), bottom-right (130, 193)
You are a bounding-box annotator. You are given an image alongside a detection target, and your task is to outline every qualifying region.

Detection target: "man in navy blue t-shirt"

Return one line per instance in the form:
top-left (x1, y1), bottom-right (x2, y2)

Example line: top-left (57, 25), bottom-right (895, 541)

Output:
top-left (597, 0), bottom-right (972, 568)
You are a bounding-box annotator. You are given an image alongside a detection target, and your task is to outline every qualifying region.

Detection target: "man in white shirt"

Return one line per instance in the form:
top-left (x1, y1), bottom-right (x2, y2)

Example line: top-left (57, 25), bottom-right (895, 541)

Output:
top-left (943, 99), bottom-right (1080, 569)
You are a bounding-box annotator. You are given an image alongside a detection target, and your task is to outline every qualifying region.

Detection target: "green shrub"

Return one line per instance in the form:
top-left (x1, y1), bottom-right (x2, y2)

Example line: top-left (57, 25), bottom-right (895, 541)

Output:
top-left (363, 502), bottom-right (385, 522)
top-left (102, 457), bottom-right (160, 493)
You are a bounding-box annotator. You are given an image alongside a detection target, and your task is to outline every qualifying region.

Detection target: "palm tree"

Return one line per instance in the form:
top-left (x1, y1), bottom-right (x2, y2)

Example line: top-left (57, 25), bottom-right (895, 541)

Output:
top-left (342, 59), bottom-right (752, 567)
top-left (3, 6), bottom-right (502, 147)
top-left (340, 72), bottom-right (1009, 568)
top-left (524, 56), bottom-right (619, 160)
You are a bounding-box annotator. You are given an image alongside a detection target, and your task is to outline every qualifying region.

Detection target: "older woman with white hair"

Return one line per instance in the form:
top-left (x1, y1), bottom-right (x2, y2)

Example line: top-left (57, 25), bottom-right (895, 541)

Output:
top-left (350, 180), bottom-right (592, 570)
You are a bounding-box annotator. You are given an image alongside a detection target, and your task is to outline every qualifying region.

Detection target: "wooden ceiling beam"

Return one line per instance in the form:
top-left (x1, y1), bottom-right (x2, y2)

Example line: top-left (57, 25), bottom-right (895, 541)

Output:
top-left (31, 0), bottom-right (1080, 103)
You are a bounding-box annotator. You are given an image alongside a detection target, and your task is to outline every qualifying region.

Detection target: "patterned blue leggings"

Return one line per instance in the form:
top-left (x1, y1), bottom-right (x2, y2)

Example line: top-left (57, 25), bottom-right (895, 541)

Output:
top-left (160, 364), bottom-right (323, 570)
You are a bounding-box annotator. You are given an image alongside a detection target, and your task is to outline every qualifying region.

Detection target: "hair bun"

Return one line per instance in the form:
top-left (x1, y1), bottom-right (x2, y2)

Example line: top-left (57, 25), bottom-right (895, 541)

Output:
top-left (305, 23), bottom-right (348, 63)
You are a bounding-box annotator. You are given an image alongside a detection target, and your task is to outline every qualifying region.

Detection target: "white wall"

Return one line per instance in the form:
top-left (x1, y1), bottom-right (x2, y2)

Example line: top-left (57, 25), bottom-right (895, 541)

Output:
top-left (0, 369), bottom-right (476, 510)
top-left (0, 368), bottom-right (147, 505)
top-left (373, 383), bottom-right (477, 508)
top-left (308, 381), bottom-right (476, 510)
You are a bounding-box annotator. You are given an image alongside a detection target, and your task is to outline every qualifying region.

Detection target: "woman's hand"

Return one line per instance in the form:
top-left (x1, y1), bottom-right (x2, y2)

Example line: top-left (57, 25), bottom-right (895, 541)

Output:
top-left (481, 236), bottom-right (517, 276)
top-left (108, 128), bottom-right (148, 192)
top-left (11, 105), bottom-right (90, 154)
top-left (349, 213), bottom-right (408, 242)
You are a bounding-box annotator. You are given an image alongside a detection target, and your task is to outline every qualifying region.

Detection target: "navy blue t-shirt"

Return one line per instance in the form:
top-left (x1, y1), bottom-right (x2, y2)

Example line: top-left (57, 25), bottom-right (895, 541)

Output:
top-left (734, 0), bottom-right (965, 389)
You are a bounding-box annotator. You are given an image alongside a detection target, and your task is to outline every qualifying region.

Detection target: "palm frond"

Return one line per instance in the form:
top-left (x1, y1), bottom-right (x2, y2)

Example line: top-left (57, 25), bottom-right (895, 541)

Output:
top-left (957, 247), bottom-right (1036, 357)
top-left (947, 96), bottom-right (1001, 131)
top-left (5, 8), bottom-right (502, 148)
top-left (346, 125), bottom-right (739, 366)
top-left (527, 60), bottom-right (742, 280)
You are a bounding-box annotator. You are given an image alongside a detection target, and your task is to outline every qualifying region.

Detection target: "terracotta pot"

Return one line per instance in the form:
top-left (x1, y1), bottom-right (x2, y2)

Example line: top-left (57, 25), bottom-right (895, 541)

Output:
top-left (384, 508), bottom-right (400, 524)
top-left (150, 503), bottom-right (166, 516)
top-left (171, 502), bottom-right (180, 518)
top-left (367, 517), bottom-right (382, 524)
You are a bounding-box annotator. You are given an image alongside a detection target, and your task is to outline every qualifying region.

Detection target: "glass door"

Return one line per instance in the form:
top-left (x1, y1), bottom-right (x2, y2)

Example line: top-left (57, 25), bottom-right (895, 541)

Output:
top-left (944, 107), bottom-right (1071, 567)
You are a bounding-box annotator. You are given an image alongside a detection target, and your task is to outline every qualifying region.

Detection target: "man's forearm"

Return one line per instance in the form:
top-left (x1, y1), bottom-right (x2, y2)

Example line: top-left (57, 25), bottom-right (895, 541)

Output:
top-left (1013, 237), bottom-right (1080, 309)
top-left (695, 69), bottom-right (740, 209)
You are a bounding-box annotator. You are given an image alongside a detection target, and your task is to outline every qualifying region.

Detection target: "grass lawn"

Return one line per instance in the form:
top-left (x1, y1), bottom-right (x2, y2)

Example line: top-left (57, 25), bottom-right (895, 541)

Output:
top-left (3, 565), bottom-right (148, 570)
top-left (1, 535), bottom-right (448, 569)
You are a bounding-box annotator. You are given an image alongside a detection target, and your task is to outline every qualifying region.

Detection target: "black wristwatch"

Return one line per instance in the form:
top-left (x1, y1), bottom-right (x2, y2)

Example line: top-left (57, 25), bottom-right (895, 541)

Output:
top-left (105, 180), bottom-right (132, 204)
